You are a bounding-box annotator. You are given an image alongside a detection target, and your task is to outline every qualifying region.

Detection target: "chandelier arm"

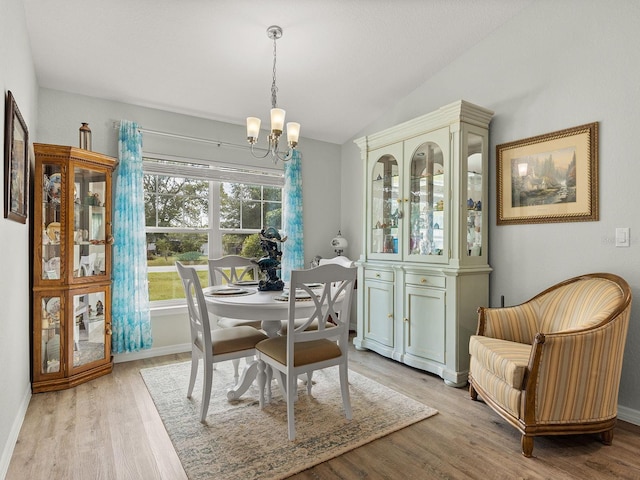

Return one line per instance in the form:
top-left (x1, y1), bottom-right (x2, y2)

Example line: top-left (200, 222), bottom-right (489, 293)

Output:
top-left (249, 143), bottom-right (273, 160)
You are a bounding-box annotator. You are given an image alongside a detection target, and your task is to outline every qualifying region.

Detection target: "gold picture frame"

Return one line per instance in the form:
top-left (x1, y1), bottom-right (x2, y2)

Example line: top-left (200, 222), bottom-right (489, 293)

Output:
top-left (496, 122), bottom-right (598, 225)
top-left (4, 90), bottom-right (29, 224)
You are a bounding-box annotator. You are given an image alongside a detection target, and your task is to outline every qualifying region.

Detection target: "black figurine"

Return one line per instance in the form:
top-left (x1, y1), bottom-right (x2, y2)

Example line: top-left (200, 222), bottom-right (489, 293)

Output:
top-left (254, 227), bottom-right (288, 291)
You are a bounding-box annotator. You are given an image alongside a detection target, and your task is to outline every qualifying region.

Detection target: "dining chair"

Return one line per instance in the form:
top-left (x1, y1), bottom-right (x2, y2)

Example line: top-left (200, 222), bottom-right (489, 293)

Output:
top-left (208, 256), bottom-right (262, 330)
top-left (176, 261), bottom-right (268, 423)
top-left (255, 263), bottom-right (357, 440)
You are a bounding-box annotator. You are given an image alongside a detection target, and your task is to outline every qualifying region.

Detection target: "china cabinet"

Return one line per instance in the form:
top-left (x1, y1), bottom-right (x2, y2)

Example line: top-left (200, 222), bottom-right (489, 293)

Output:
top-left (353, 100), bottom-right (493, 387)
top-left (32, 144), bottom-right (115, 392)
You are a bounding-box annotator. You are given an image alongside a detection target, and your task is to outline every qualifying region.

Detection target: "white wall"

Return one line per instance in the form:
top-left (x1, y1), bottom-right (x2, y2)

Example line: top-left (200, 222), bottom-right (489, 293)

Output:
top-left (35, 88), bottom-right (343, 355)
top-left (0, 0), bottom-right (38, 476)
top-left (342, 0), bottom-right (640, 421)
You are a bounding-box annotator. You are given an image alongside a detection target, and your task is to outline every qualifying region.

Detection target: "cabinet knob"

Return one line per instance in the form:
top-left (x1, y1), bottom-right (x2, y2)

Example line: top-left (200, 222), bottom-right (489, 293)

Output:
top-left (105, 325), bottom-right (113, 335)
top-left (403, 318), bottom-right (409, 323)
top-left (387, 313), bottom-right (393, 319)
top-left (375, 273), bottom-right (381, 278)
top-left (420, 278), bottom-right (427, 284)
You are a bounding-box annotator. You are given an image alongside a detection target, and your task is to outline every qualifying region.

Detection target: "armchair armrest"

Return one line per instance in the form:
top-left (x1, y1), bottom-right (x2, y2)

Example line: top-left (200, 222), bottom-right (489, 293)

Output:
top-left (477, 303), bottom-right (538, 345)
top-left (522, 309), bottom-right (630, 426)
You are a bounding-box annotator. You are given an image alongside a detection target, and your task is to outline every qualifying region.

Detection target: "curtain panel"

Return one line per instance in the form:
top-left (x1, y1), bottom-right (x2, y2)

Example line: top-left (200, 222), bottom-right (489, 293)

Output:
top-left (281, 150), bottom-right (304, 282)
top-left (111, 120), bottom-right (153, 353)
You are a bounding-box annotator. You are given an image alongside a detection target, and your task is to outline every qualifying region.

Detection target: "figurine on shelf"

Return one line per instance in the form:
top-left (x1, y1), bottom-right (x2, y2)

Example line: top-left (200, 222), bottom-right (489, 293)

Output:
top-left (96, 300), bottom-right (104, 316)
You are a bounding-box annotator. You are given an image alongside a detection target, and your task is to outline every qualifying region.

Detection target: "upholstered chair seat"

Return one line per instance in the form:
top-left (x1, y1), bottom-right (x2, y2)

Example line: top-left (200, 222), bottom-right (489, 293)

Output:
top-left (468, 273), bottom-right (631, 457)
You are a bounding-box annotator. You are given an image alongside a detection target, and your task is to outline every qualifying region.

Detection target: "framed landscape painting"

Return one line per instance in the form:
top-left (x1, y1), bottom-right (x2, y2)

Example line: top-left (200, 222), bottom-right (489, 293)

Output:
top-left (4, 90), bottom-right (29, 224)
top-left (496, 122), bottom-right (598, 225)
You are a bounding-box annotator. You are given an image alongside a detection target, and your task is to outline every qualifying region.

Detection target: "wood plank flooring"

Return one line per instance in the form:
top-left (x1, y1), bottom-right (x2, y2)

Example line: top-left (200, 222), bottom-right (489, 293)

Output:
top-left (7, 341), bottom-right (640, 480)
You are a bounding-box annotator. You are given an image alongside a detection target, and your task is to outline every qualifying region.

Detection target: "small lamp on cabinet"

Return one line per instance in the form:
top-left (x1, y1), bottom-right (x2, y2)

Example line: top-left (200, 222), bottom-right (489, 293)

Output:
top-left (330, 231), bottom-right (348, 256)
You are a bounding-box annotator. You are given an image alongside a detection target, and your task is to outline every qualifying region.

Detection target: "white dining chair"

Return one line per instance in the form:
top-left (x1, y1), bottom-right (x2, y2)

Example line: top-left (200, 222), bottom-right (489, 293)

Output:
top-left (255, 263), bottom-right (357, 441)
top-left (176, 261), bottom-right (268, 423)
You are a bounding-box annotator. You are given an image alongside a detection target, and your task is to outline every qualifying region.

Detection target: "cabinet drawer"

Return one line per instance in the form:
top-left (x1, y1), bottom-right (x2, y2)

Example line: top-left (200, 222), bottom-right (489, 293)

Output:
top-left (405, 273), bottom-right (445, 288)
top-left (365, 269), bottom-right (394, 282)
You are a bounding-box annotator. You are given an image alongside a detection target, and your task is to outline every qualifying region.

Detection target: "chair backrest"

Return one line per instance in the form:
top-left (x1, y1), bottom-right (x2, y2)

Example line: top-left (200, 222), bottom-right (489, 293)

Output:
top-left (318, 256), bottom-right (355, 268)
top-left (286, 264), bottom-right (357, 362)
top-left (208, 255), bottom-right (259, 286)
top-left (531, 274), bottom-right (630, 333)
top-left (176, 261), bottom-right (213, 357)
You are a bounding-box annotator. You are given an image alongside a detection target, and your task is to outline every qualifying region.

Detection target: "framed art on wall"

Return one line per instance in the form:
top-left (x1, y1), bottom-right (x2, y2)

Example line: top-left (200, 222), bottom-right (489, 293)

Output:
top-left (4, 90), bottom-right (29, 224)
top-left (496, 122), bottom-right (598, 225)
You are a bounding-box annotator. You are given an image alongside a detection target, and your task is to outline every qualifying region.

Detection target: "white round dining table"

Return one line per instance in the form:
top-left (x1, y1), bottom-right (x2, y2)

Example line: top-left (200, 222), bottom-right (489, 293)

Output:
top-left (203, 285), bottom-right (320, 399)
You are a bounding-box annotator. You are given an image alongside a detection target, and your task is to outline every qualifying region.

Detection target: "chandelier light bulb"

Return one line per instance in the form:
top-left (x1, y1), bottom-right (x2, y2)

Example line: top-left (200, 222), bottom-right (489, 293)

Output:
top-left (270, 108), bottom-right (286, 135)
top-left (246, 117), bottom-right (261, 143)
top-left (287, 122), bottom-right (300, 146)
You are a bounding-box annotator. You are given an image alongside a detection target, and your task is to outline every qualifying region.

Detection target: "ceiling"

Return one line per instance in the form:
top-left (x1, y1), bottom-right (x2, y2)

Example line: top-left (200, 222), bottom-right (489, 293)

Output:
top-left (23, 0), bottom-right (534, 145)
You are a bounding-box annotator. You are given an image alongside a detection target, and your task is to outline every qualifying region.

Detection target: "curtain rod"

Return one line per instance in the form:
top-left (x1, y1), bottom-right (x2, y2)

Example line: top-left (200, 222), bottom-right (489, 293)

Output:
top-left (111, 121), bottom-right (268, 153)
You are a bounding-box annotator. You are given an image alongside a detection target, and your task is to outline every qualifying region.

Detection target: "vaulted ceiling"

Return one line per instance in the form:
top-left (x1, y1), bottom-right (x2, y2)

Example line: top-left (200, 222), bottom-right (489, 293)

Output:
top-left (24, 0), bottom-right (534, 144)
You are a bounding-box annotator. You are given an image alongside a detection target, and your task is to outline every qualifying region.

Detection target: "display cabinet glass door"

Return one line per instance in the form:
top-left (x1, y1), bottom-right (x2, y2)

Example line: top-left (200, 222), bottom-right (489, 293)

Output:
top-left (38, 293), bottom-right (63, 376)
top-left (404, 128), bottom-right (449, 262)
top-left (41, 164), bottom-right (64, 281)
top-left (72, 166), bottom-right (108, 278)
top-left (466, 132), bottom-right (484, 257)
top-left (370, 152), bottom-right (400, 256)
top-left (70, 289), bottom-right (107, 371)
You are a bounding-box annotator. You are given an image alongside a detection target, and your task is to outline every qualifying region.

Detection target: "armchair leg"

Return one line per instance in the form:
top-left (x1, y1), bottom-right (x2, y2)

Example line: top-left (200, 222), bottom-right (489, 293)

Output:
top-left (521, 435), bottom-right (534, 457)
top-left (601, 428), bottom-right (614, 445)
top-left (469, 383), bottom-right (478, 401)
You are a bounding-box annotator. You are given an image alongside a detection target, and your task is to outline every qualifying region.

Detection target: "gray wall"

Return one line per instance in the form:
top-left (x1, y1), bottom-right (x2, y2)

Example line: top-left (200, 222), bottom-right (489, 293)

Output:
top-left (341, 0), bottom-right (640, 421)
top-left (0, 0), bottom-right (38, 476)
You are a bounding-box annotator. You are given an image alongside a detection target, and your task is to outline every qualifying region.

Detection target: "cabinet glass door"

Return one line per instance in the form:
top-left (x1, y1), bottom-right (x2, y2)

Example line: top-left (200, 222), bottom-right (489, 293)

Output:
top-left (72, 166), bottom-right (108, 278)
top-left (407, 140), bottom-right (445, 258)
top-left (71, 290), bottom-right (107, 370)
top-left (466, 132), bottom-right (484, 257)
top-left (41, 164), bottom-right (63, 280)
top-left (370, 154), bottom-right (400, 256)
top-left (39, 294), bottom-right (62, 375)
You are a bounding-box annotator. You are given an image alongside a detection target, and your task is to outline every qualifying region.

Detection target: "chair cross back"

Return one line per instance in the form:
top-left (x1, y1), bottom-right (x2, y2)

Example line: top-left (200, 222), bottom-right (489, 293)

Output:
top-left (208, 255), bottom-right (259, 285)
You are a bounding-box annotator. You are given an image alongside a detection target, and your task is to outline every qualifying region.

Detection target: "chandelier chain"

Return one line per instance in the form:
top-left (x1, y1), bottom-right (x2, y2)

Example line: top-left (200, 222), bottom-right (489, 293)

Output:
top-left (271, 32), bottom-right (278, 109)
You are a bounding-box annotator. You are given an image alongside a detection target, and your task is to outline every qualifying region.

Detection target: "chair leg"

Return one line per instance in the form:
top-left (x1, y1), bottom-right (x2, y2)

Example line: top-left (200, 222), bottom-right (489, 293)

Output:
top-left (521, 435), bottom-right (534, 457)
top-left (266, 365), bottom-right (273, 403)
top-left (200, 362), bottom-right (214, 423)
top-left (287, 373), bottom-right (297, 441)
top-left (306, 371), bottom-right (313, 395)
top-left (187, 353), bottom-right (198, 398)
top-left (232, 358), bottom-right (241, 385)
top-left (339, 363), bottom-right (352, 420)
top-left (601, 428), bottom-right (614, 445)
top-left (469, 382), bottom-right (478, 401)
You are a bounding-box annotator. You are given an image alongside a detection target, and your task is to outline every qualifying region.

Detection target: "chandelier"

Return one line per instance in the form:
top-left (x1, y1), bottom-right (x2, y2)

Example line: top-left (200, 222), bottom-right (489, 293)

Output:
top-left (246, 25), bottom-right (300, 163)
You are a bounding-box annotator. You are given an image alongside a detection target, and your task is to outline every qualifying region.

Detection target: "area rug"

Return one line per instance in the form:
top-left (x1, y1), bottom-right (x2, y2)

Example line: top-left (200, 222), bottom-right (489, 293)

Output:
top-left (141, 361), bottom-right (437, 480)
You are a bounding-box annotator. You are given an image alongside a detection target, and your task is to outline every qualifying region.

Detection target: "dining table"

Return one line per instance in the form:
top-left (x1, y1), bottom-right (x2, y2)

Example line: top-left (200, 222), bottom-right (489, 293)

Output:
top-left (203, 282), bottom-right (325, 400)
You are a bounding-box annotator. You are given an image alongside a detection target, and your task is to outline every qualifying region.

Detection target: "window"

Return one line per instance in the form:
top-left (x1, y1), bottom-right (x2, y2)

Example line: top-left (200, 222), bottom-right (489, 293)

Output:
top-left (143, 154), bottom-right (283, 305)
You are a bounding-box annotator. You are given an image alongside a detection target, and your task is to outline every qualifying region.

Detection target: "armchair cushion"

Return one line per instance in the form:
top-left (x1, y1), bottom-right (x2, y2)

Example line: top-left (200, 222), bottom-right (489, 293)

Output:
top-left (468, 336), bottom-right (531, 389)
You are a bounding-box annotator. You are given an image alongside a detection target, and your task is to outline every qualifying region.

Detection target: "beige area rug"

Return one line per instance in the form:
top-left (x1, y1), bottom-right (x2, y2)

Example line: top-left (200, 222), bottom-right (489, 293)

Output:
top-left (141, 360), bottom-right (438, 480)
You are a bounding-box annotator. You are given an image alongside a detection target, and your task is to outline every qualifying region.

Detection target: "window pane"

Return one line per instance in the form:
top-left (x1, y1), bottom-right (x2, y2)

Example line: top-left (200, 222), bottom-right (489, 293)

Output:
top-left (248, 185), bottom-right (262, 201)
top-left (263, 186), bottom-right (281, 201)
top-left (145, 174), bottom-right (208, 228)
top-left (264, 202), bottom-right (282, 229)
top-left (220, 182), bottom-right (241, 229)
top-left (242, 201), bottom-right (262, 229)
top-left (146, 232), bottom-right (208, 301)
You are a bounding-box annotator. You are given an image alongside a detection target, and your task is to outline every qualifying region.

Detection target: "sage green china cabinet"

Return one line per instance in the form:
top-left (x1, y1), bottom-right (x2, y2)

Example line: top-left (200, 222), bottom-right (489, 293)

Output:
top-left (32, 144), bottom-right (115, 392)
top-left (353, 101), bottom-right (493, 386)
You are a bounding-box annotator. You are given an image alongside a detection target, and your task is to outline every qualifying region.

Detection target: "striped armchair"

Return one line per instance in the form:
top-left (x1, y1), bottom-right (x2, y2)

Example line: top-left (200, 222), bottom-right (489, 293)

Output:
top-left (468, 273), bottom-right (631, 457)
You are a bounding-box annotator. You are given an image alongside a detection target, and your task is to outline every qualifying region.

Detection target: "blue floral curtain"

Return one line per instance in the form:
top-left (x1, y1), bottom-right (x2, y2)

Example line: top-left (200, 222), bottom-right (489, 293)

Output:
top-left (111, 120), bottom-right (152, 353)
top-left (281, 150), bottom-right (304, 282)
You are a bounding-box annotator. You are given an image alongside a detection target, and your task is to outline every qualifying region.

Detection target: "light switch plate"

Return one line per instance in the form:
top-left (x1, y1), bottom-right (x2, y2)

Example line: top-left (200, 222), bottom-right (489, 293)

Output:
top-left (615, 227), bottom-right (630, 247)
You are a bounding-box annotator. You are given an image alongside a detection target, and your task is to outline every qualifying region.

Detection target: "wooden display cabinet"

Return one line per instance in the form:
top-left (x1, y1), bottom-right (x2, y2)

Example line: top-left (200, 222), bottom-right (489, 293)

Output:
top-left (32, 144), bottom-right (115, 392)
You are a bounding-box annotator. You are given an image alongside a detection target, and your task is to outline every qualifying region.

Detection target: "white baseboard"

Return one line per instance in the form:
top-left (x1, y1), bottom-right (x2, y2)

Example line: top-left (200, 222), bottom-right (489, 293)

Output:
top-left (618, 404), bottom-right (640, 426)
top-left (1, 383), bottom-right (31, 480)
top-left (113, 343), bottom-right (191, 363)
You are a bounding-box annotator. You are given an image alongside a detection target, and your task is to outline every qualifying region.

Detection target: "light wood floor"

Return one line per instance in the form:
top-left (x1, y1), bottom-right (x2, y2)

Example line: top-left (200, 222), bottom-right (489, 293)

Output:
top-left (7, 341), bottom-right (640, 480)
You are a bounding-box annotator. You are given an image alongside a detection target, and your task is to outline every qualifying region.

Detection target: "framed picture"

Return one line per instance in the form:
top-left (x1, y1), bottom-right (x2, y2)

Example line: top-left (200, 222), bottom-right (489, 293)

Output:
top-left (496, 122), bottom-right (598, 225)
top-left (4, 90), bottom-right (29, 224)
